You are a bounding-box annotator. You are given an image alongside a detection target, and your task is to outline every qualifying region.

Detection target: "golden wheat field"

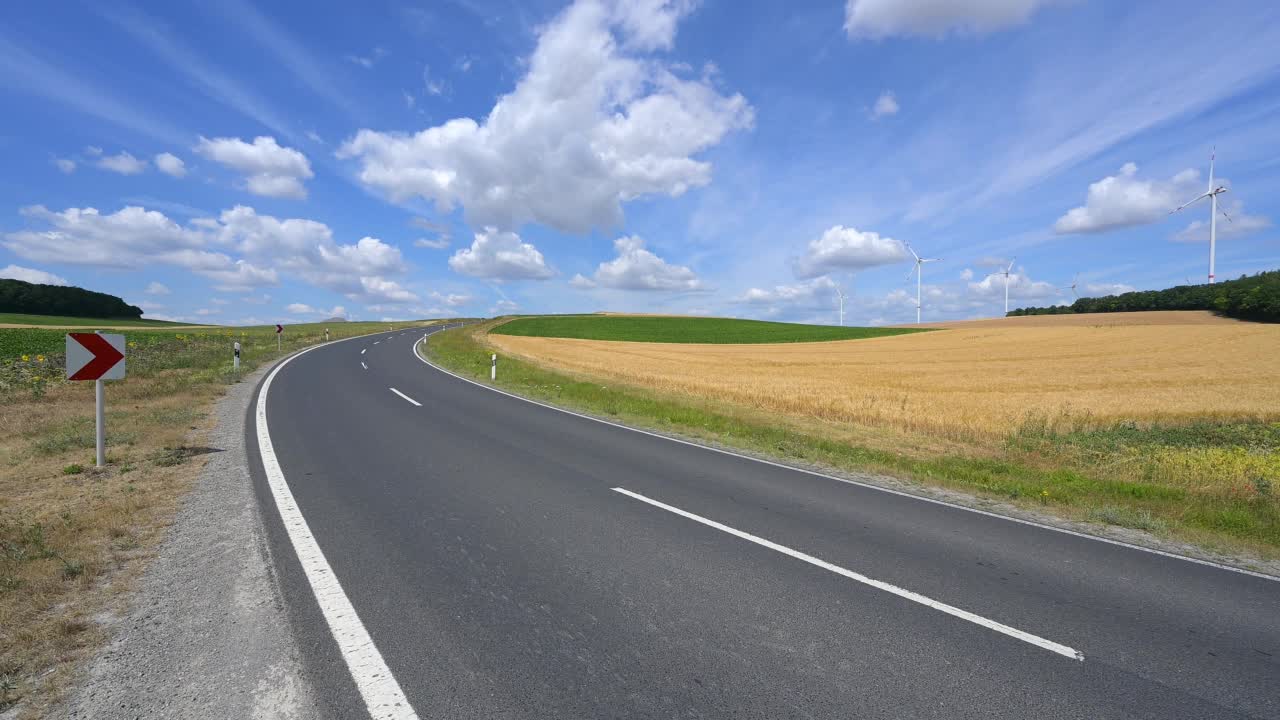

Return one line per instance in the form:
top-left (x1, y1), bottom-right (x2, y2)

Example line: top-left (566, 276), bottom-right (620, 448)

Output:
top-left (488, 313), bottom-right (1280, 438)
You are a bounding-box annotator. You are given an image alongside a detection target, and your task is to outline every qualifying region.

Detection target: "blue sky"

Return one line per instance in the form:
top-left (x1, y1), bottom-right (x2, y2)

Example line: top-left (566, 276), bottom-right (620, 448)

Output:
top-left (2, 0), bottom-right (1278, 326)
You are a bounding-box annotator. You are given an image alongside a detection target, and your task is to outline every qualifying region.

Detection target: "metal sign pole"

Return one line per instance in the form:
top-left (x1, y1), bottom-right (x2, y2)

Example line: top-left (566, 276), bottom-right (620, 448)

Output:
top-left (94, 330), bottom-right (105, 467)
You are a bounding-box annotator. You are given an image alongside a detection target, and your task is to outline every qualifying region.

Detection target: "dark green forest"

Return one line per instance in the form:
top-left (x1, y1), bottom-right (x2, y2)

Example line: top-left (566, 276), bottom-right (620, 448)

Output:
top-left (1009, 270), bottom-right (1280, 323)
top-left (0, 278), bottom-right (143, 319)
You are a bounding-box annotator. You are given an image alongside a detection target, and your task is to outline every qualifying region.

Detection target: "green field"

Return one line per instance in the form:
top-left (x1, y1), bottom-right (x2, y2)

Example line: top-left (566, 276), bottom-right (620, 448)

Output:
top-left (0, 313), bottom-right (195, 327)
top-left (491, 315), bottom-right (927, 343)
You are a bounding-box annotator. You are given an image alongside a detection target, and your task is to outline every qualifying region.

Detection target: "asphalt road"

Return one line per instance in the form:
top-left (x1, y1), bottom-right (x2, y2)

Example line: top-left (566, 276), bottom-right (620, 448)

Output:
top-left (250, 326), bottom-right (1279, 719)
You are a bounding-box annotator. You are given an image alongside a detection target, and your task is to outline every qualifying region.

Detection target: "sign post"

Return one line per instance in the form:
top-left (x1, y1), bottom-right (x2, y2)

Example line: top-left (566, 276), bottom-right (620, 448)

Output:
top-left (491, 353), bottom-right (497, 381)
top-left (66, 332), bottom-right (126, 467)
top-left (233, 341), bottom-right (241, 373)
top-left (276, 323), bottom-right (283, 353)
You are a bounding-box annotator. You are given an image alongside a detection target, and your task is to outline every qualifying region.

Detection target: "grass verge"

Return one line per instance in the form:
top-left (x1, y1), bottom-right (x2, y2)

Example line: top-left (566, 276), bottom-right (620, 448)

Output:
top-left (426, 321), bottom-right (1280, 564)
top-left (0, 319), bottom-right (438, 716)
top-left (490, 314), bottom-right (928, 343)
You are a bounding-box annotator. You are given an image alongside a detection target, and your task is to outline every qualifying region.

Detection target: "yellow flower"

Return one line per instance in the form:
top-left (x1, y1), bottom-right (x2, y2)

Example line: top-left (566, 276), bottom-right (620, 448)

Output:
top-left (21, 355), bottom-right (29, 362)
top-left (36, 355), bottom-right (45, 362)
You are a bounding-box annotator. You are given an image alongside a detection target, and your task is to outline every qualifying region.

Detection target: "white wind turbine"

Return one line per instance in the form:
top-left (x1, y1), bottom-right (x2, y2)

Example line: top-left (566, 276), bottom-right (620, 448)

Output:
top-left (998, 257), bottom-right (1017, 315)
top-left (835, 286), bottom-right (846, 326)
top-left (904, 242), bottom-right (941, 324)
top-left (1170, 148), bottom-right (1232, 284)
top-left (1065, 273), bottom-right (1080, 299)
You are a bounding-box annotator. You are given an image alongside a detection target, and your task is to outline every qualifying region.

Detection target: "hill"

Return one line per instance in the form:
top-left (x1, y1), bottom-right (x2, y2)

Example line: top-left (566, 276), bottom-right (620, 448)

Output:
top-left (1010, 270), bottom-right (1280, 322)
top-left (906, 310), bottom-right (1239, 329)
top-left (490, 315), bottom-right (927, 343)
top-left (0, 278), bottom-right (143, 320)
top-left (0, 312), bottom-right (194, 328)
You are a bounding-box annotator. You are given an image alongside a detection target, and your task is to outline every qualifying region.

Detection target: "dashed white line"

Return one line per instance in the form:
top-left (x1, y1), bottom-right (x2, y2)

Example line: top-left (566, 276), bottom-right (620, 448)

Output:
top-left (361, 348), bottom-right (367, 354)
top-left (612, 487), bottom-right (1083, 661)
top-left (374, 341), bottom-right (381, 345)
top-left (361, 361), bottom-right (368, 370)
top-left (389, 387), bottom-right (421, 406)
top-left (411, 336), bottom-right (1277, 583)
top-left (257, 344), bottom-right (419, 719)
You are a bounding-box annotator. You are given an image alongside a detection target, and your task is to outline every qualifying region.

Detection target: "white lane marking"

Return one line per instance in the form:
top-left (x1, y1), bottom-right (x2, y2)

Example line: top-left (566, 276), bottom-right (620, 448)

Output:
top-left (374, 341), bottom-right (381, 345)
top-left (362, 361), bottom-right (368, 370)
top-left (389, 387), bottom-right (421, 406)
top-left (613, 487), bottom-right (1083, 661)
top-left (361, 348), bottom-right (367, 354)
top-left (257, 346), bottom-right (419, 719)
top-left (411, 336), bottom-right (1278, 583)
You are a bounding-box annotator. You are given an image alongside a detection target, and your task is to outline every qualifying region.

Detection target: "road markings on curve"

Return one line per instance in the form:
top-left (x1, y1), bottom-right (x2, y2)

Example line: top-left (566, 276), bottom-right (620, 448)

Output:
top-left (612, 487), bottom-right (1084, 662)
top-left (361, 348), bottom-right (367, 354)
top-left (362, 362), bottom-right (368, 370)
top-left (389, 387), bottom-right (422, 406)
top-left (257, 342), bottom-right (419, 720)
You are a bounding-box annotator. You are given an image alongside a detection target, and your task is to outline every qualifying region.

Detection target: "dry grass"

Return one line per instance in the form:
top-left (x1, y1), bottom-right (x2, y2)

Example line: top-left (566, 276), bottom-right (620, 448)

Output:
top-left (488, 316), bottom-right (1280, 440)
top-left (0, 320), bottom-right (441, 715)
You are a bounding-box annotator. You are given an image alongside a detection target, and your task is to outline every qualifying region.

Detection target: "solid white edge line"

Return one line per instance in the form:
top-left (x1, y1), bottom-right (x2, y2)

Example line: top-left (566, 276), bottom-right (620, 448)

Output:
top-left (612, 487), bottom-right (1083, 661)
top-left (411, 335), bottom-right (1278, 583)
top-left (389, 387), bottom-right (422, 406)
top-left (257, 335), bottom-right (419, 719)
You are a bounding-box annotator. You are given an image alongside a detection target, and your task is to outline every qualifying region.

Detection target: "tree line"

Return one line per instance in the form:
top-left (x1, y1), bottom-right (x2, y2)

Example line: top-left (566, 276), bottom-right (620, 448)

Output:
top-left (0, 278), bottom-right (144, 319)
top-left (1009, 270), bottom-right (1280, 323)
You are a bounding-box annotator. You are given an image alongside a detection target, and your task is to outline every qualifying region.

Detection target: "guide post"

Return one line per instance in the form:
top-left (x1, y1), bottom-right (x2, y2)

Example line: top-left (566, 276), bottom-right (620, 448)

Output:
top-left (66, 331), bottom-right (126, 468)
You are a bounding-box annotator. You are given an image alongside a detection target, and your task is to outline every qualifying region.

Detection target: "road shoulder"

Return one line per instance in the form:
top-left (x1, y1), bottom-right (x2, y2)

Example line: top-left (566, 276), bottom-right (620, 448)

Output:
top-left (51, 358), bottom-right (317, 720)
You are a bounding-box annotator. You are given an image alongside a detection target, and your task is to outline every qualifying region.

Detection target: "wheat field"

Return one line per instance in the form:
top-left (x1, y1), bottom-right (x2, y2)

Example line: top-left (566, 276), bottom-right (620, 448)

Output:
top-left (487, 314), bottom-right (1280, 438)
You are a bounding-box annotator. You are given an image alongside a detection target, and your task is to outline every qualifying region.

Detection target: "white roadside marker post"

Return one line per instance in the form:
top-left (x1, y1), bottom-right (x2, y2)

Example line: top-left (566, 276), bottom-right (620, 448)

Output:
top-left (233, 341), bottom-right (241, 374)
top-left (491, 353), bottom-right (497, 381)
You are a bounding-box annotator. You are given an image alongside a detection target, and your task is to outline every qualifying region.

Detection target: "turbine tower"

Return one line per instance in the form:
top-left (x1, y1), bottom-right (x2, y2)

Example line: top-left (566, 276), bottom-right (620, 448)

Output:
top-left (1000, 257), bottom-right (1016, 315)
top-left (904, 242), bottom-right (940, 324)
top-left (1170, 148), bottom-right (1232, 284)
top-left (835, 286), bottom-right (846, 327)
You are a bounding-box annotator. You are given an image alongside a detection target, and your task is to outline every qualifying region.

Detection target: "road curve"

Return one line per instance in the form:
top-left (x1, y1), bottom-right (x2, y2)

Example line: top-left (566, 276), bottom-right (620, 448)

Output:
top-left (250, 326), bottom-right (1279, 719)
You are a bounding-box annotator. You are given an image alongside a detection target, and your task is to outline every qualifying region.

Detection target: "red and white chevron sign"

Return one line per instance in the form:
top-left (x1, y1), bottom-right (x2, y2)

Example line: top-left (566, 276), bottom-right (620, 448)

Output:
top-left (66, 333), bottom-right (126, 381)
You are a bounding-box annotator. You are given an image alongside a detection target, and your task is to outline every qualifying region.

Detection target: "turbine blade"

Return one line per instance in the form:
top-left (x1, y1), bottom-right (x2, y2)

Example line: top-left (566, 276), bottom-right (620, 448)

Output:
top-left (905, 242), bottom-right (920, 261)
top-left (1170, 193), bottom-right (1210, 214)
top-left (904, 266), bottom-right (917, 282)
top-left (1221, 207), bottom-right (1233, 223)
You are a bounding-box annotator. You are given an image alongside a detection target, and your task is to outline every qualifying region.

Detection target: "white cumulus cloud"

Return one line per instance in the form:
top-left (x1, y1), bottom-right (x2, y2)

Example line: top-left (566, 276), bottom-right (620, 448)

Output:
top-left (872, 91), bottom-right (898, 118)
top-left (194, 136), bottom-right (313, 199)
top-left (53, 157), bottom-right (76, 174)
top-left (449, 228), bottom-right (555, 281)
top-left (0, 264), bottom-right (69, 286)
top-left (737, 276), bottom-right (840, 308)
top-left (145, 281), bottom-right (171, 295)
top-left (794, 225), bottom-right (909, 278)
top-left (572, 235), bottom-right (703, 291)
top-left (1054, 163), bottom-right (1202, 234)
top-left (1171, 200), bottom-right (1270, 243)
top-left (338, 0), bottom-right (753, 235)
top-left (844, 0), bottom-right (1058, 38)
top-left (97, 151), bottom-right (148, 175)
top-left (154, 152), bottom-right (187, 178)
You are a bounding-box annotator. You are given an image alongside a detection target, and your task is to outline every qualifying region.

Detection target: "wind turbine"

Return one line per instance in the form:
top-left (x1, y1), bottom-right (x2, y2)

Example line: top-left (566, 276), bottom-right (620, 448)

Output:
top-left (835, 286), bottom-right (846, 326)
top-left (1170, 148), bottom-right (1232, 284)
top-left (999, 257), bottom-right (1016, 315)
top-left (1064, 273), bottom-right (1080, 299)
top-left (904, 242), bottom-right (940, 324)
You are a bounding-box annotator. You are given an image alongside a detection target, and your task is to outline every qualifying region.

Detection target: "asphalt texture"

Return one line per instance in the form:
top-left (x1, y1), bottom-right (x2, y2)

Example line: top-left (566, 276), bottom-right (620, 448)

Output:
top-left (253, 326), bottom-right (1279, 720)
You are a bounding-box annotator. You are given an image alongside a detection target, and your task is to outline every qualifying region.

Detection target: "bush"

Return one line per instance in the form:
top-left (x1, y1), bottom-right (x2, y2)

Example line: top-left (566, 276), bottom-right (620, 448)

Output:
top-left (0, 278), bottom-right (142, 319)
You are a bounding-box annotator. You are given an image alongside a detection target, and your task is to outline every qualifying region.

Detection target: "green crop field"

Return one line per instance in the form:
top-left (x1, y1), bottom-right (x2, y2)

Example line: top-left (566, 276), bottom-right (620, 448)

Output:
top-left (0, 313), bottom-right (196, 327)
top-left (490, 315), bottom-right (927, 344)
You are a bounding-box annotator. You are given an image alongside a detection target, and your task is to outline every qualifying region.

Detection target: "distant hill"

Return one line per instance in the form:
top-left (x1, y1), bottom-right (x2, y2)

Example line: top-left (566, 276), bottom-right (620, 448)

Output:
top-left (1010, 270), bottom-right (1279, 323)
top-left (321, 316), bottom-right (349, 323)
top-left (0, 278), bottom-right (143, 319)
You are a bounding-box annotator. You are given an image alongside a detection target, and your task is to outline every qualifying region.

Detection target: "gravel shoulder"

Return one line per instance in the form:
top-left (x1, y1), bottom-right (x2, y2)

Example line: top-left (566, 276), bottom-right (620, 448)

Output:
top-left (51, 359), bottom-right (317, 720)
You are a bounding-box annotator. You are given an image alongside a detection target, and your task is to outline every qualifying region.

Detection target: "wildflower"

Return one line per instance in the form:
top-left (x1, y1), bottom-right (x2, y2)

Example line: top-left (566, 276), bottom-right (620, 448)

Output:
top-left (21, 355), bottom-right (29, 362)
top-left (36, 355), bottom-right (45, 362)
